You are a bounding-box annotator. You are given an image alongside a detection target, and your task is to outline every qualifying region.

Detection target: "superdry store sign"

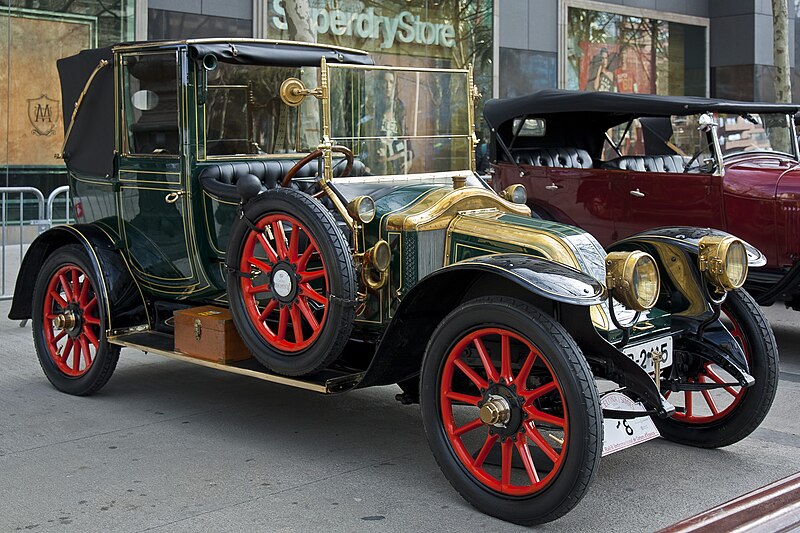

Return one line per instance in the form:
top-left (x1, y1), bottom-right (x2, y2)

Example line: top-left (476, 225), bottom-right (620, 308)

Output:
top-left (264, 0), bottom-right (493, 64)
top-left (270, 0), bottom-right (456, 48)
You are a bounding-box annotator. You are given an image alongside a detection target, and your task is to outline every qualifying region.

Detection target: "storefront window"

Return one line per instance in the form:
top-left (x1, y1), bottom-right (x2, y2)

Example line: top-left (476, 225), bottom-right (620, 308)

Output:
top-left (0, 1), bottom-right (134, 219)
top-left (499, 48), bottom-right (556, 98)
top-left (148, 9), bottom-right (252, 40)
top-left (566, 7), bottom-right (706, 96)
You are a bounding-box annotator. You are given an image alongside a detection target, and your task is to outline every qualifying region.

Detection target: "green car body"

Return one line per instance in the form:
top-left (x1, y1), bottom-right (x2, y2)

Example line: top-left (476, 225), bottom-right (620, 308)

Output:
top-left (8, 39), bottom-right (778, 526)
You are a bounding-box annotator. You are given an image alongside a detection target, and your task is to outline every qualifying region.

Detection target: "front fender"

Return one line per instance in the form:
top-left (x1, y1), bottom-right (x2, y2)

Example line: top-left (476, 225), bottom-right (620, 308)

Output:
top-left (9, 224), bottom-right (148, 332)
top-left (443, 254), bottom-right (607, 305)
top-left (355, 254), bottom-right (606, 389)
top-left (612, 226), bottom-right (766, 267)
top-left (610, 227), bottom-right (763, 319)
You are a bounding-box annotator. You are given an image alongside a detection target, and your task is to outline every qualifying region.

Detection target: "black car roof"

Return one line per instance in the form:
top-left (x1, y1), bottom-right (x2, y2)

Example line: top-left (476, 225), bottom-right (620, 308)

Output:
top-left (57, 40), bottom-right (373, 177)
top-left (483, 88), bottom-right (800, 129)
top-left (113, 38), bottom-right (373, 68)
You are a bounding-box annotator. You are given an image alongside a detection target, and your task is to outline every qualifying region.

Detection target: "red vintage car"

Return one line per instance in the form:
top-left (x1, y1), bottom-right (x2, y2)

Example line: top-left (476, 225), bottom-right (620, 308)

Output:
top-left (485, 90), bottom-right (800, 308)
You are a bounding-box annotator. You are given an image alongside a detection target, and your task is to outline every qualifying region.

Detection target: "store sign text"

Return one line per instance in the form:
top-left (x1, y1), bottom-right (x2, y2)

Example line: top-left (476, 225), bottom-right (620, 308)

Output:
top-left (270, 1), bottom-right (456, 49)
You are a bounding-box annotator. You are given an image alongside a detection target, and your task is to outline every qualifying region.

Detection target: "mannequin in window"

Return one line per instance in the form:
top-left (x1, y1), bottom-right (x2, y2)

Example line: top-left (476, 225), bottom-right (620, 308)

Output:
top-left (361, 70), bottom-right (413, 175)
top-left (587, 48), bottom-right (615, 92)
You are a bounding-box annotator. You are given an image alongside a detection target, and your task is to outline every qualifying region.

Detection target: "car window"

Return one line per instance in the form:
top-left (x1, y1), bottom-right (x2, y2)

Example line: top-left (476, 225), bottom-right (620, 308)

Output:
top-left (603, 116), bottom-right (710, 163)
top-left (121, 52), bottom-right (180, 156)
top-left (716, 113), bottom-right (795, 157)
top-left (327, 66), bottom-right (472, 176)
top-left (204, 63), bottom-right (320, 157)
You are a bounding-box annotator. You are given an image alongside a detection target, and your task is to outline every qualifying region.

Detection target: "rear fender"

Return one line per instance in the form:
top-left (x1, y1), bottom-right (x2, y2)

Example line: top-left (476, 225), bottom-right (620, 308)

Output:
top-left (356, 255), bottom-right (606, 388)
top-left (9, 224), bottom-right (149, 332)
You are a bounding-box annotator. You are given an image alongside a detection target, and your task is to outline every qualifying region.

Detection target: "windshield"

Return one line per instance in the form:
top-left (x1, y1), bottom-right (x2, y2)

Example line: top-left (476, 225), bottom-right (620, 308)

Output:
top-left (602, 115), bottom-right (713, 167)
top-left (203, 62), bottom-right (320, 157)
top-left (716, 113), bottom-right (796, 158)
top-left (601, 112), bottom-right (798, 170)
top-left (326, 65), bottom-right (473, 177)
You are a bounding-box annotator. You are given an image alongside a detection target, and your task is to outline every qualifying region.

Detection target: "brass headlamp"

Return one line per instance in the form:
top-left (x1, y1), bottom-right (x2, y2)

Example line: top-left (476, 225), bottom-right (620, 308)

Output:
top-left (347, 195), bottom-right (376, 224)
top-left (605, 251), bottom-right (661, 311)
top-left (698, 236), bottom-right (748, 291)
top-left (501, 184), bottom-right (528, 204)
top-left (362, 240), bottom-right (391, 290)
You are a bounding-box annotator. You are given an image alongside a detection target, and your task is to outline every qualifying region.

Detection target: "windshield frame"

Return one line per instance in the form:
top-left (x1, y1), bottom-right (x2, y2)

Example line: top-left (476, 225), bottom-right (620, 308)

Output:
top-left (716, 112), bottom-right (800, 162)
top-left (321, 62), bottom-right (476, 182)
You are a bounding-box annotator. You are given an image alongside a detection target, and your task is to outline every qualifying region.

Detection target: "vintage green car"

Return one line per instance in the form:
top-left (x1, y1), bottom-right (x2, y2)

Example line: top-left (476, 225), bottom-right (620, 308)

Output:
top-left (10, 39), bottom-right (778, 525)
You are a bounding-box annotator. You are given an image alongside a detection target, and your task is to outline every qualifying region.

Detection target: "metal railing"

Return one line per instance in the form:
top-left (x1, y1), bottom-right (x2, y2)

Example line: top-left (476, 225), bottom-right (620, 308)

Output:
top-left (0, 185), bottom-right (72, 302)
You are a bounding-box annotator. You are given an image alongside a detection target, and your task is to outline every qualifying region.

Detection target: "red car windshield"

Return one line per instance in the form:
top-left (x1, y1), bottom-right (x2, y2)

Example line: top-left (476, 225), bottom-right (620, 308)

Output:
top-left (716, 113), bottom-right (797, 159)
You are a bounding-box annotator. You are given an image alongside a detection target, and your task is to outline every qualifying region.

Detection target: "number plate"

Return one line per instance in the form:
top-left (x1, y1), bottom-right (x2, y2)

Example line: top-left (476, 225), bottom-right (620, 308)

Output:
top-left (623, 336), bottom-right (673, 373)
top-left (601, 392), bottom-right (661, 456)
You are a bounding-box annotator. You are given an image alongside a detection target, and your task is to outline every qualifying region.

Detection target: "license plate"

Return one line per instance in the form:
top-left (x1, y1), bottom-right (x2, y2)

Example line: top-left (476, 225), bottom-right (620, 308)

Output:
top-left (623, 336), bottom-right (673, 373)
top-left (601, 392), bottom-right (661, 456)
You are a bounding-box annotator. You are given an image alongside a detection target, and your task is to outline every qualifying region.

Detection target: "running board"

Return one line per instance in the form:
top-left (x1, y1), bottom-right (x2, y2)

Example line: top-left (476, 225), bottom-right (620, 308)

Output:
top-left (108, 331), bottom-right (364, 394)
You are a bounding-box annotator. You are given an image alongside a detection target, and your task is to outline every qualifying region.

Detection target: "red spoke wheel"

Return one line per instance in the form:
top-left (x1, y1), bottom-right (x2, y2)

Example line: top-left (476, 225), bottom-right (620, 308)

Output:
top-left (31, 245), bottom-right (120, 395)
top-left (421, 297), bottom-right (602, 525)
top-left (239, 213), bottom-right (328, 352)
top-left (654, 289), bottom-right (778, 448)
top-left (227, 188), bottom-right (356, 376)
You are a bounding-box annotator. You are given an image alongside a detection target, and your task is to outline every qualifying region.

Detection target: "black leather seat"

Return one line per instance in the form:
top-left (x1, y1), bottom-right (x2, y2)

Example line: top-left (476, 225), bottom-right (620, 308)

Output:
top-left (601, 155), bottom-right (689, 173)
top-left (198, 158), bottom-right (365, 200)
top-left (507, 147), bottom-right (593, 169)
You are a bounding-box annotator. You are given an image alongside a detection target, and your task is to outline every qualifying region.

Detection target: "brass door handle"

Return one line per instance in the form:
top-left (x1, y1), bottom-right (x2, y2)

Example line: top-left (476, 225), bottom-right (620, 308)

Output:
top-left (165, 191), bottom-right (185, 203)
top-left (630, 189), bottom-right (645, 198)
top-left (545, 183), bottom-right (561, 190)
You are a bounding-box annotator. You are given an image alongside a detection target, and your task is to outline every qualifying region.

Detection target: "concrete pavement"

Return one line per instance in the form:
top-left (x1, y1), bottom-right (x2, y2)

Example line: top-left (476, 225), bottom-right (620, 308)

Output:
top-left (1, 300), bottom-right (798, 532)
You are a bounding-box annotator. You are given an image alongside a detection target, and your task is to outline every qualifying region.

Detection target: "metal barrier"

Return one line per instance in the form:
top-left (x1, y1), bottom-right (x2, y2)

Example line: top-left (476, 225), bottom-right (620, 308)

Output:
top-left (47, 186), bottom-right (71, 227)
top-left (0, 185), bottom-right (72, 303)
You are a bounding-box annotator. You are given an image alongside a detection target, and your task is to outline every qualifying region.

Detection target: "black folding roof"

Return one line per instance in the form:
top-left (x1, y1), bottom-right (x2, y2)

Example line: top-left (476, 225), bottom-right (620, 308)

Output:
top-left (483, 88), bottom-right (800, 129)
top-left (57, 46), bottom-right (115, 177)
top-left (57, 39), bottom-right (373, 177)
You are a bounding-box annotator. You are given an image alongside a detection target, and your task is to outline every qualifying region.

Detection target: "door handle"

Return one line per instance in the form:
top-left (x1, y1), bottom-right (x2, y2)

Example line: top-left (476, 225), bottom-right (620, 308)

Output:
top-left (545, 183), bottom-right (561, 190)
top-left (629, 189), bottom-right (645, 198)
top-left (165, 191), bottom-right (186, 203)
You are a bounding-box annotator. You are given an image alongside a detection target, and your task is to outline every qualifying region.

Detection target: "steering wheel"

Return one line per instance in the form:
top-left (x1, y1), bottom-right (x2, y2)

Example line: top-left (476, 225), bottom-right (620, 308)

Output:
top-left (682, 146), bottom-right (705, 173)
top-left (280, 145), bottom-right (354, 188)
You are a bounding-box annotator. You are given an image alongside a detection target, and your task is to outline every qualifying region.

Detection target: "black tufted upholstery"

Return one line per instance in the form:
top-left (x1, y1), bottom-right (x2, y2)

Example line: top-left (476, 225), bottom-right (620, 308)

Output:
top-left (601, 155), bottom-right (689, 173)
top-left (198, 158), bottom-right (365, 200)
top-left (507, 147), bottom-right (593, 169)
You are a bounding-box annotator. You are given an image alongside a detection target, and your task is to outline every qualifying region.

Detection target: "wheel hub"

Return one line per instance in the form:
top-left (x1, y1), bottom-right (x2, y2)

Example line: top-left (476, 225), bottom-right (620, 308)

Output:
top-left (480, 383), bottom-right (525, 437)
top-left (53, 311), bottom-right (76, 331)
top-left (272, 270), bottom-right (293, 298)
top-left (53, 307), bottom-right (82, 338)
top-left (480, 395), bottom-right (511, 426)
top-left (269, 261), bottom-right (299, 304)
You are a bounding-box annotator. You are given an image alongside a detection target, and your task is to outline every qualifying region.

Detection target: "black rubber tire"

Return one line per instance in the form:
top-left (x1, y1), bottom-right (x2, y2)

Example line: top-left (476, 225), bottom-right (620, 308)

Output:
top-left (31, 244), bottom-right (120, 396)
top-left (226, 188), bottom-right (357, 376)
top-left (654, 289), bottom-right (779, 448)
top-left (420, 296), bottom-right (603, 526)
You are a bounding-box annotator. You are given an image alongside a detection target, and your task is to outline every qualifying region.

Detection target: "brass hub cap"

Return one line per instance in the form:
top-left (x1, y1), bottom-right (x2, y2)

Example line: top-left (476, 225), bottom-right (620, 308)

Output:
top-left (53, 311), bottom-right (77, 331)
top-left (479, 395), bottom-right (511, 427)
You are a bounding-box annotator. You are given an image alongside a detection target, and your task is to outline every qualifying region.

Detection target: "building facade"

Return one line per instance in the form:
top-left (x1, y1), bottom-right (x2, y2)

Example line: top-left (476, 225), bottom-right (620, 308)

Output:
top-left (0, 0), bottom-right (798, 196)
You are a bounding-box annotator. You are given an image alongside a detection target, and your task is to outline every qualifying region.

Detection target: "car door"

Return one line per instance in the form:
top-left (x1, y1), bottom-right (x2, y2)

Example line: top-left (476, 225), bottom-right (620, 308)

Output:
top-left (542, 166), bottom-right (620, 245)
top-left (117, 50), bottom-right (200, 292)
top-left (615, 166), bottom-right (724, 241)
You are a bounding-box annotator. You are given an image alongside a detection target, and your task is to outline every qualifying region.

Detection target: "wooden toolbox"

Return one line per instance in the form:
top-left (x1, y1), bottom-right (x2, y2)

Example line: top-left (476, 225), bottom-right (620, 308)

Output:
top-left (174, 306), bottom-right (251, 364)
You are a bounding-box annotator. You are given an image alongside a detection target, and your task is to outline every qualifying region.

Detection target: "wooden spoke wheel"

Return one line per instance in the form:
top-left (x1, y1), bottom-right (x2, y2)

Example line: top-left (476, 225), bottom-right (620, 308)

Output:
top-left (420, 297), bottom-right (602, 525)
top-left (31, 245), bottom-right (119, 395)
top-left (655, 289), bottom-right (779, 448)
top-left (227, 188), bottom-right (356, 376)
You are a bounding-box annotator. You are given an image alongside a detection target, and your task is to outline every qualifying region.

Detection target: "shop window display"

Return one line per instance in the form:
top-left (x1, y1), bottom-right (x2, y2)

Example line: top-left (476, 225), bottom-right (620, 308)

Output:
top-left (567, 7), bottom-right (706, 96)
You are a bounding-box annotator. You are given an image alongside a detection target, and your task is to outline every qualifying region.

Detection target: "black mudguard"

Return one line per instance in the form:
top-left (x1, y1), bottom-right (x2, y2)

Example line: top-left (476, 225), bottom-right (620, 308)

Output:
top-left (9, 224), bottom-right (149, 332)
top-left (356, 254), bottom-right (606, 389)
top-left (611, 226), bottom-right (766, 267)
